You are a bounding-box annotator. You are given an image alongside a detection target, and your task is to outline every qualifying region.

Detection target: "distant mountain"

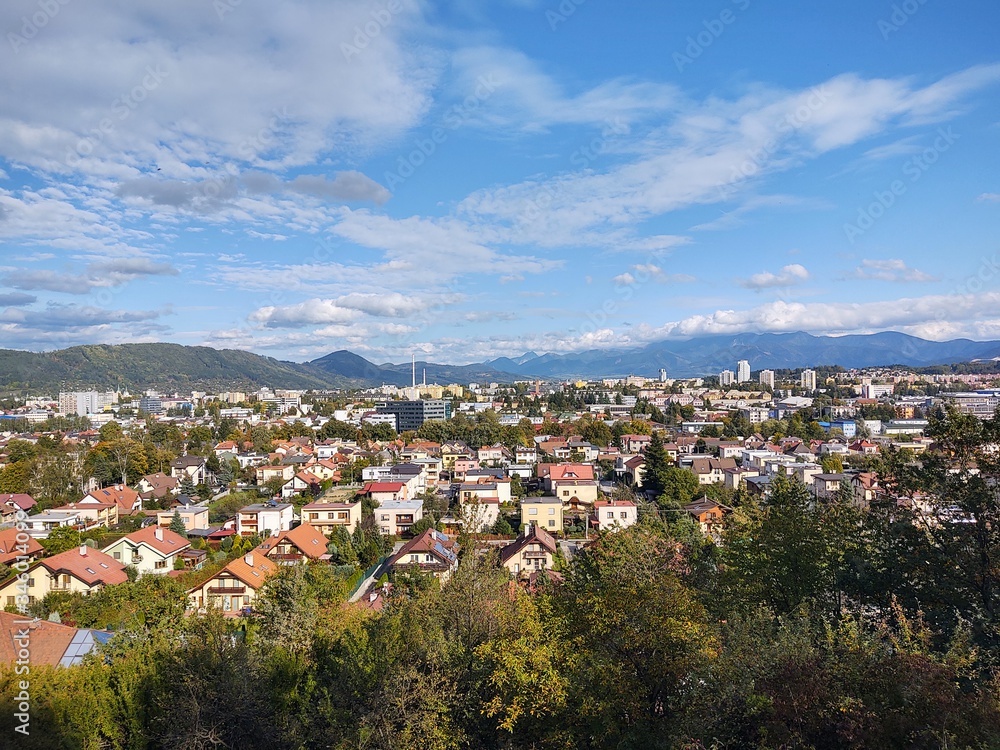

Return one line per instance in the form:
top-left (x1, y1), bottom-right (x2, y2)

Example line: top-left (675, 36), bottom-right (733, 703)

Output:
top-left (0, 344), bottom-right (352, 392)
top-left (486, 332), bottom-right (1000, 379)
top-left (308, 351), bottom-right (516, 386)
top-left (1, 333), bottom-right (998, 394)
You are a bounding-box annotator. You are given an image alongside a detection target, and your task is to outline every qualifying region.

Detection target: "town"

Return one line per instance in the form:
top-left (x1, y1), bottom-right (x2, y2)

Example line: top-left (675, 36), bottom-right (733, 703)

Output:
top-left (2, 358), bottom-right (1000, 746)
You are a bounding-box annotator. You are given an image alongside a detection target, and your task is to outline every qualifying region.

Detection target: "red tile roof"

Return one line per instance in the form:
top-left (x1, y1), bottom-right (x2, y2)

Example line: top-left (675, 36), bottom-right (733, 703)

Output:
top-left (0, 528), bottom-right (44, 566)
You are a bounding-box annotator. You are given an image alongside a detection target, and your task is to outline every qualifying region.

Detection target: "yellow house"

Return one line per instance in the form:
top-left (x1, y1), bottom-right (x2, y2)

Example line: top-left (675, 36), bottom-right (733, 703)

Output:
top-left (519, 496), bottom-right (563, 534)
top-left (499, 524), bottom-right (558, 577)
top-left (300, 501), bottom-right (362, 535)
top-left (186, 550), bottom-right (277, 613)
top-left (0, 545), bottom-right (128, 610)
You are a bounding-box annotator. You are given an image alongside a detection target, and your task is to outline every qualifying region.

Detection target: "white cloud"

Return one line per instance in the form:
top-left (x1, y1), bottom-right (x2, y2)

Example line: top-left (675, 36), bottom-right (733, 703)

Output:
top-left (849, 258), bottom-right (936, 283)
top-left (739, 264), bottom-right (809, 289)
top-left (978, 192), bottom-right (1000, 203)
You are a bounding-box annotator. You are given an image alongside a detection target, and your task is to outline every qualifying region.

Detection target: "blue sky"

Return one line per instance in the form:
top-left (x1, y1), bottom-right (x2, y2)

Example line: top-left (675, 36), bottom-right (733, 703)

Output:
top-left (1, 0), bottom-right (999, 365)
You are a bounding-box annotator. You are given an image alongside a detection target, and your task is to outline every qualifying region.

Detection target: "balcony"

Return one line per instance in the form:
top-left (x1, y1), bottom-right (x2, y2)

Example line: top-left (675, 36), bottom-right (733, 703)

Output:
top-left (208, 585), bottom-right (246, 595)
top-left (524, 551), bottom-right (549, 560)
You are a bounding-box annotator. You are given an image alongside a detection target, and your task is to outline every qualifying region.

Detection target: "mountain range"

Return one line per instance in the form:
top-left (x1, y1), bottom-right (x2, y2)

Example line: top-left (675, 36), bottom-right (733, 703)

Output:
top-left (1, 332), bottom-right (999, 392)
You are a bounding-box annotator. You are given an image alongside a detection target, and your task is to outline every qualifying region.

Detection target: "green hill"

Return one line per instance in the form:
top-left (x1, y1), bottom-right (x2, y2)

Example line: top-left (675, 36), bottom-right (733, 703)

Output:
top-left (0, 344), bottom-right (351, 392)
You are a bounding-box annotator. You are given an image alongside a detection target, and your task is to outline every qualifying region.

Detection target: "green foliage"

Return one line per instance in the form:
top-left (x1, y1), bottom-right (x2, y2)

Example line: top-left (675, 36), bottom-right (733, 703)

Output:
top-left (168, 510), bottom-right (187, 536)
top-left (40, 525), bottom-right (82, 555)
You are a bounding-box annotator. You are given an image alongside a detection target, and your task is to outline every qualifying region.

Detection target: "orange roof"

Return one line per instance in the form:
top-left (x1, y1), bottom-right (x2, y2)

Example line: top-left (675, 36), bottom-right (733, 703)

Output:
top-left (85, 485), bottom-right (140, 512)
top-left (258, 524), bottom-right (328, 560)
top-left (0, 612), bottom-right (76, 667)
top-left (40, 546), bottom-right (129, 587)
top-left (216, 550), bottom-right (278, 590)
top-left (362, 482), bottom-right (405, 494)
top-left (0, 527), bottom-right (44, 566)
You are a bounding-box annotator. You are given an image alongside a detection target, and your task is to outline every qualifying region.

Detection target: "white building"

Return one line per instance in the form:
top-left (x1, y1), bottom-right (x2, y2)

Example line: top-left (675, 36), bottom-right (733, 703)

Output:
top-left (375, 499), bottom-right (424, 536)
top-left (758, 369), bottom-right (775, 389)
top-left (719, 370), bottom-right (736, 387)
top-left (736, 360), bottom-right (751, 383)
top-left (59, 391), bottom-right (117, 416)
top-left (800, 369), bottom-right (817, 391)
top-left (592, 499), bottom-right (637, 532)
top-left (236, 502), bottom-right (294, 537)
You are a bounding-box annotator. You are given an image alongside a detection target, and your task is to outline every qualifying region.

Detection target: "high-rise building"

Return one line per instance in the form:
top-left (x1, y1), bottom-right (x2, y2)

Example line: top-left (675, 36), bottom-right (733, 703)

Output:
top-left (658, 368), bottom-right (667, 383)
top-left (736, 360), bottom-right (751, 383)
top-left (800, 369), bottom-right (817, 391)
top-left (719, 370), bottom-right (736, 387)
top-left (376, 399), bottom-right (453, 432)
top-left (59, 391), bottom-right (116, 416)
top-left (758, 369), bottom-right (775, 389)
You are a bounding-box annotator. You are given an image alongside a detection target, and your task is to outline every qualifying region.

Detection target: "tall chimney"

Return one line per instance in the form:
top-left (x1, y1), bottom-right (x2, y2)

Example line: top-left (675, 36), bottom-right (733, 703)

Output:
top-left (154, 527), bottom-right (163, 541)
top-left (79, 544), bottom-right (87, 556)
top-left (411, 354), bottom-right (416, 389)
top-left (244, 553), bottom-right (254, 567)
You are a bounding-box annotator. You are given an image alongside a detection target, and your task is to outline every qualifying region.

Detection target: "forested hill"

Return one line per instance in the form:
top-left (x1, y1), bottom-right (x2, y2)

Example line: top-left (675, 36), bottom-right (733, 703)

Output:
top-left (0, 344), bottom-right (351, 392)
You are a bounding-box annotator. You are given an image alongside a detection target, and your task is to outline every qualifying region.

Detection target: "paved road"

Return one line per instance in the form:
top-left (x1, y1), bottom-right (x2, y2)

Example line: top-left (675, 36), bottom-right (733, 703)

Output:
top-left (348, 541), bottom-right (405, 602)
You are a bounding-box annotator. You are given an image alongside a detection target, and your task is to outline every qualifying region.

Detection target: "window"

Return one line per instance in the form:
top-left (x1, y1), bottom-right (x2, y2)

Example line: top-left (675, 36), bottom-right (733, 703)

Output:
top-left (155, 560), bottom-right (167, 569)
top-left (381, 514), bottom-right (390, 521)
top-left (113, 551), bottom-right (121, 560)
top-left (529, 508), bottom-right (537, 516)
top-left (562, 490), bottom-right (569, 497)
top-left (5, 596), bottom-right (13, 607)
top-left (28, 578), bottom-right (34, 587)
top-left (548, 520), bottom-right (555, 527)
top-left (606, 512), bottom-right (613, 519)
top-left (548, 508), bottom-right (555, 515)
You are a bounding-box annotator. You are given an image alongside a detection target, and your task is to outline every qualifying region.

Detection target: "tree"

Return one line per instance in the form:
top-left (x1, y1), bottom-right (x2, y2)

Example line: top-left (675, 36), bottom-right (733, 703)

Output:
top-left (169, 510), bottom-right (187, 536)
top-left (40, 525), bottom-right (82, 555)
top-left (492, 515), bottom-right (513, 536)
top-left (640, 432), bottom-right (671, 497)
top-left (821, 452), bottom-right (844, 474)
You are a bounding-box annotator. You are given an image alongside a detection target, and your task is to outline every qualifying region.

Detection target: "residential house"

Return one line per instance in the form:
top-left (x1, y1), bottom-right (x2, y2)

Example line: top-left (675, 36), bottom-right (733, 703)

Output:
top-left (0, 546), bottom-right (128, 608)
top-left (548, 464), bottom-right (599, 507)
top-left (257, 524), bottom-right (328, 564)
top-left (724, 467), bottom-right (760, 491)
top-left (0, 611), bottom-right (113, 667)
top-left (387, 528), bottom-right (459, 581)
top-left (388, 463), bottom-right (426, 494)
top-left (102, 526), bottom-right (190, 576)
top-left (452, 457), bottom-right (480, 483)
top-left (440, 441), bottom-right (473, 470)
top-left (50, 501), bottom-right (118, 530)
top-left (136, 472), bottom-right (178, 503)
top-left (499, 524), bottom-right (558, 577)
top-left (514, 445), bottom-right (538, 464)
top-left (812, 473), bottom-right (850, 500)
top-left (591, 499), bottom-right (638, 532)
top-left (680, 457), bottom-right (737, 485)
top-left (301, 500), bottom-right (362, 535)
top-left (281, 470), bottom-right (324, 499)
top-left (187, 551), bottom-right (278, 613)
top-left (0, 527), bottom-right (44, 567)
top-left (375, 499), bottom-right (424, 536)
top-left (0, 493), bottom-right (36, 524)
top-left (360, 481), bottom-right (409, 504)
top-left (236, 502), bottom-right (294, 537)
top-left (213, 440), bottom-right (239, 459)
top-left (519, 496), bottom-right (564, 533)
top-left (256, 464), bottom-right (295, 485)
top-left (20, 510), bottom-right (88, 539)
top-left (83, 485), bottom-right (141, 515)
top-left (615, 455), bottom-right (646, 488)
top-left (849, 439), bottom-right (880, 455)
top-left (683, 496), bottom-right (732, 541)
top-left (156, 505), bottom-right (210, 532)
top-left (170, 455), bottom-right (208, 485)
top-left (620, 434), bottom-right (652, 454)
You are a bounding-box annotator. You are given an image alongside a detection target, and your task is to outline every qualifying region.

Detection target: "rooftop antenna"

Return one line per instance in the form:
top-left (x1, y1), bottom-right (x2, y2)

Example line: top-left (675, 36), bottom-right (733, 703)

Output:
top-left (411, 354), bottom-right (416, 389)
top-left (423, 368), bottom-right (426, 387)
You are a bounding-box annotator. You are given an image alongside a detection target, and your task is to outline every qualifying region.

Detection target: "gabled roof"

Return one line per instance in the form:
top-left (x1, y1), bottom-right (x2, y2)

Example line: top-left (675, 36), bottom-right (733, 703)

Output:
top-left (84, 485), bottom-right (140, 513)
top-left (171, 455), bottom-right (207, 468)
top-left (210, 550), bottom-right (278, 590)
top-left (0, 612), bottom-right (110, 667)
top-left (499, 524), bottom-right (557, 564)
top-left (683, 496), bottom-right (732, 517)
top-left (0, 493), bottom-right (36, 511)
top-left (0, 527), bottom-right (44, 566)
top-left (39, 546), bottom-right (129, 587)
top-left (108, 526), bottom-right (189, 556)
top-left (258, 524), bottom-right (327, 560)
top-left (389, 528), bottom-right (458, 569)
top-left (548, 464), bottom-right (595, 481)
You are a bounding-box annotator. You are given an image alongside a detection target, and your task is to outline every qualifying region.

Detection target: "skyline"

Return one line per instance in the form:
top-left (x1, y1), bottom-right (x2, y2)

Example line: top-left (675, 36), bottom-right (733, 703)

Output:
top-left (1, 1), bottom-right (1000, 365)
